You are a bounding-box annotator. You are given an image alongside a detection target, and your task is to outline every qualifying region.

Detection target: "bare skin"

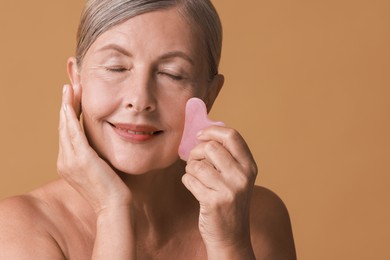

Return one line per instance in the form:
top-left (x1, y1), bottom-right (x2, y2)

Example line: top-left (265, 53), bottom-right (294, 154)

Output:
top-left (0, 7), bottom-right (296, 260)
top-left (0, 180), bottom-right (295, 259)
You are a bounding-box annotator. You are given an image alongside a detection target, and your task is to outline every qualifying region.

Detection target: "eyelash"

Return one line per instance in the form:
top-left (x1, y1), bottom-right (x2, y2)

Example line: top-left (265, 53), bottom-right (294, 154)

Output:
top-left (104, 67), bottom-right (184, 81)
top-left (105, 67), bottom-right (129, 73)
top-left (159, 72), bottom-right (184, 81)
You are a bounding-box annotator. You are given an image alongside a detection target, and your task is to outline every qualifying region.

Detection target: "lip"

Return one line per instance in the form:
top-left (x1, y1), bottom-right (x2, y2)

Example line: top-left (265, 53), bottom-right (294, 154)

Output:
top-left (109, 122), bottom-right (163, 143)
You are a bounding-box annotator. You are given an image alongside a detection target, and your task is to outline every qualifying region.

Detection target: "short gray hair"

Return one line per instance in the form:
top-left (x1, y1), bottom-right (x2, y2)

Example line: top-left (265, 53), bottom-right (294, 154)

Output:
top-left (76, 0), bottom-right (222, 78)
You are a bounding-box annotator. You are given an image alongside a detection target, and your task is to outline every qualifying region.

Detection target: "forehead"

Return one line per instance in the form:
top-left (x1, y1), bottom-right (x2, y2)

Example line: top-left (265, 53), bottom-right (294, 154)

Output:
top-left (86, 7), bottom-right (205, 63)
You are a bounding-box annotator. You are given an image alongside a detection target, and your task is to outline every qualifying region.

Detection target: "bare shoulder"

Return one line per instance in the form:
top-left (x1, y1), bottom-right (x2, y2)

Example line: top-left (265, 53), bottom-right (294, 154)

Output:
top-left (0, 193), bottom-right (66, 259)
top-left (250, 185), bottom-right (297, 260)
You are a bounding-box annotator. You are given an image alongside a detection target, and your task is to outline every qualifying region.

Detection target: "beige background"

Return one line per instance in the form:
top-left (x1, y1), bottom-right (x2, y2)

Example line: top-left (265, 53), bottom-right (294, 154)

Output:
top-left (1, 1), bottom-right (389, 259)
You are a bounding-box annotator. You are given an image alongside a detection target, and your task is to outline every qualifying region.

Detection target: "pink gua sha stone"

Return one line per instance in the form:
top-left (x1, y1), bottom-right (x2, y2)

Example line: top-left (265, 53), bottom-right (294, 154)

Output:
top-left (178, 98), bottom-right (225, 161)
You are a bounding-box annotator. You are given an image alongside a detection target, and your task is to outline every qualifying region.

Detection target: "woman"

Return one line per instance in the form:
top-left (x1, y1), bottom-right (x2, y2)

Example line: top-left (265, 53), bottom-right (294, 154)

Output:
top-left (0, 0), bottom-right (296, 259)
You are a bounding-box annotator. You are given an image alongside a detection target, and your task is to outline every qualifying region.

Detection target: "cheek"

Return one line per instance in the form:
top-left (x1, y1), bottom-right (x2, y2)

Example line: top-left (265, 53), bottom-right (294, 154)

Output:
top-left (80, 77), bottom-right (121, 120)
top-left (159, 91), bottom-right (187, 126)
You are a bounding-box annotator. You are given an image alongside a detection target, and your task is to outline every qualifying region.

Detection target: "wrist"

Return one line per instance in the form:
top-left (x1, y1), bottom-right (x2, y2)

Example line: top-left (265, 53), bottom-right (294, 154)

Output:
top-left (205, 238), bottom-right (255, 260)
top-left (93, 204), bottom-right (136, 259)
top-left (92, 189), bottom-right (133, 216)
top-left (95, 203), bottom-right (134, 221)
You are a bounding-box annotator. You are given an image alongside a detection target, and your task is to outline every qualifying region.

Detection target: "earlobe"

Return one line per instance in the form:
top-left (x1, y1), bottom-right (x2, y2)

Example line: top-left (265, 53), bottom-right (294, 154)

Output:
top-left (205, 74), bottom-right (224, 112)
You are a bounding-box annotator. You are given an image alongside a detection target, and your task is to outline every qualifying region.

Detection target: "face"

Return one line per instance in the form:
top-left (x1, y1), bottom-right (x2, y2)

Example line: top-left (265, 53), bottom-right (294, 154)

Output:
top-left (68, 7), bottom-right (222, 175)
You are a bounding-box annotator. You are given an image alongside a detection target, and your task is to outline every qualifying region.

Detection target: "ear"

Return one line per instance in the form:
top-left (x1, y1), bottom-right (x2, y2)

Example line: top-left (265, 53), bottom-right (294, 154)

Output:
top-left (205, 74), bottom-right (224, 113)
top-left (67, 57), bottom-right (81, 86)
top-left (67, 57), bottom-right (82, 116)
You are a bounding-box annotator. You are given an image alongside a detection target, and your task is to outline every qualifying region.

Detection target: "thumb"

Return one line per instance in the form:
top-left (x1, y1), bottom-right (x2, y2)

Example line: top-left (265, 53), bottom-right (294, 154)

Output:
top-left (72, 83), bottom-right (82, 119)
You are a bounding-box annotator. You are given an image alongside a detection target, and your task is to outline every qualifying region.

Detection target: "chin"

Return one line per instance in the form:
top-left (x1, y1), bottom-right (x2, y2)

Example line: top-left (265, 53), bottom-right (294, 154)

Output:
top-left (107, 151), bottom-right (179, 175)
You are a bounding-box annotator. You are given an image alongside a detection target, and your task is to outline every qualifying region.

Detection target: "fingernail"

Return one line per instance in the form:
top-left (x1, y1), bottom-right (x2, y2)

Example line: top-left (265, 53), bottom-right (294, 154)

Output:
top-left (196, 130), bottom-right (203, 138)
top-left (63, 103), bottom-right (68, 112)
top-left (63, 84), bottom-right (68, 94)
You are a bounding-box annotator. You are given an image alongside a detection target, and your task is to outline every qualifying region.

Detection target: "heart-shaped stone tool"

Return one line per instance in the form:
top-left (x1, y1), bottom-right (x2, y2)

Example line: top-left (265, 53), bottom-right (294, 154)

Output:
top-left (178, 97), bottom-right (225, 161)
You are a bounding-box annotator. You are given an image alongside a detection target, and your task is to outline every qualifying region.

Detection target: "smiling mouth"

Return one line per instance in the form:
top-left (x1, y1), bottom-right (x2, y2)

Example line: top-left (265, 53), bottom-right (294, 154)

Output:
top-left (108, 122), bottom-right (163, 136)
top-left (118, 129), bottom-right (160, 135)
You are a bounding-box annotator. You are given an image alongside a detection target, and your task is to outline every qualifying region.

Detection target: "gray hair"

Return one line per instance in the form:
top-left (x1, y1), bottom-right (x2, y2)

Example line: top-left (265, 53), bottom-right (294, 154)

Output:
top-left (76, 0), bottom-right (222, 78)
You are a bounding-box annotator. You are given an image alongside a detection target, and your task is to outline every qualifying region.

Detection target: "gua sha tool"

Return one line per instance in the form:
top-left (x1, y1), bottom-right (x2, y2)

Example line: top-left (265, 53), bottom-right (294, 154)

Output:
top-left (178, 97), bottom-right (225, 161)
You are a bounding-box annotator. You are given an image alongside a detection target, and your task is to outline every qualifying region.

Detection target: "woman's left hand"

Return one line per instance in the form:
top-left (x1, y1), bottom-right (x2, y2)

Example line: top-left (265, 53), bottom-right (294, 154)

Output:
top-left (182, 126), bottom-right (258, 259)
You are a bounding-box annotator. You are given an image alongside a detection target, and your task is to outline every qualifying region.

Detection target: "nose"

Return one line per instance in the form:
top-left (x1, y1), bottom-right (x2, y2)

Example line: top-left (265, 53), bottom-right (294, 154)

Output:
top-left (124, 69), bottom-right (156, 113)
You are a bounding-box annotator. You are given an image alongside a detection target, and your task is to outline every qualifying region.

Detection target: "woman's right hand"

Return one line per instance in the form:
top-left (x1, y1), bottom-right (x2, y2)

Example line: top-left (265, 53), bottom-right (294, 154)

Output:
top-left (57, 84), bottom-right (132, 214)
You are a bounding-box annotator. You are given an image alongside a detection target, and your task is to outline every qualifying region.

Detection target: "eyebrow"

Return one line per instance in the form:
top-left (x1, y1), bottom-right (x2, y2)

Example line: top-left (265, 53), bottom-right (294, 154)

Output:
top-left (159, 51), bottom-right (194, 65)
top-left (97, 43), bottom-right (194, 65)
top-left (97, 43), bottom-right (132, 57)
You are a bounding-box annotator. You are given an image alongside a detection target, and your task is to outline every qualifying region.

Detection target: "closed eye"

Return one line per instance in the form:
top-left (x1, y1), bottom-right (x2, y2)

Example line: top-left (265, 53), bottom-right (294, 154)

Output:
top-left (159, 72), bottom-right (184, 81)
top-left (105, 66), bottom-right (129, 73)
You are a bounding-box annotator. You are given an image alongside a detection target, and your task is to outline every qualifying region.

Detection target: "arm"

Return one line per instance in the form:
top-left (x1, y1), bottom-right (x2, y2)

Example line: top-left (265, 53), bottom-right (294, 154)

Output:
top-left (59, 84), bottom-right (136, 259)
top-left (250, 186), bottom-right (297, 260)
top-left (92, 206), bottom-right (136, 259)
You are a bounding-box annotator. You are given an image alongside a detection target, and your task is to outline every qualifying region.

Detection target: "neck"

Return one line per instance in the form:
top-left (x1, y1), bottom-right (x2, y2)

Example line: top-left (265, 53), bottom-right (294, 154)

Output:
top-left (117, 159), bottom-right (196, 246)
top-left (118, 159), bottom-right (186, 206)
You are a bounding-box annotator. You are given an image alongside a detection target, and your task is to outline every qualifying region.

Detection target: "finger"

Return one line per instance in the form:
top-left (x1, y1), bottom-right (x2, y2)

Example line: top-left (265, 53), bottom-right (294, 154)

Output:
top-left (59, 85), bottom-right (75, 154)
top-left (182, 173), bottom-right (214, 203)
top-left (63, 82), bottom-right (81, 115)
top-left (58, 85), bottom-right (78, 179)
top-left (185, 160), bottom-right (223, 191)
top-left (188, 140), bottom-right (241, 178)
top-left (72, 83), bottom-right (82, 118)
top-left (197, 126), bottom-right (257, 172)
top-left (62, 84), bottom-right (90, 155)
